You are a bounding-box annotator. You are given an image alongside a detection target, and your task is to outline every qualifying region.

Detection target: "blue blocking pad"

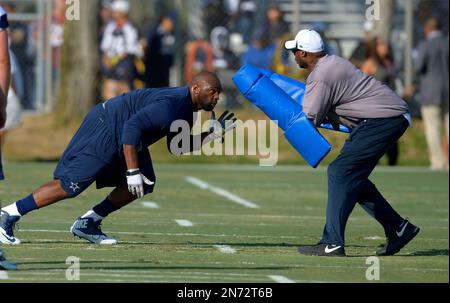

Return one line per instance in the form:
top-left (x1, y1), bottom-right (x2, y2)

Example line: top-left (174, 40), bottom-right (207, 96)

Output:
top-left (255, 67), bottom-right (350, 133)
top-left (233, 64), bottom-right (332, 168)
top-left (246, 75), bottom-right (303, 130)
top-left (285, 113), bottom-right (332, 168)
top-left (255, 68), bottom-right (307, 104)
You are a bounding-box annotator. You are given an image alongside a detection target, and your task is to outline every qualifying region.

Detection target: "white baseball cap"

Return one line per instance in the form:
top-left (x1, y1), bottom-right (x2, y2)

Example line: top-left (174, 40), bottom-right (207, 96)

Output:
top-left (111, 0), bottom-right (130, 13)
top-left (285, 29), bottom-right (324, 53)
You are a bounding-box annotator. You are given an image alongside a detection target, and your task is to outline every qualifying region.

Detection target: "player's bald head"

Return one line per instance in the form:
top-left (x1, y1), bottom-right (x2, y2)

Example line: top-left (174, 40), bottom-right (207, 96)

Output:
top-left (192, 71), bottom-right (222, 91)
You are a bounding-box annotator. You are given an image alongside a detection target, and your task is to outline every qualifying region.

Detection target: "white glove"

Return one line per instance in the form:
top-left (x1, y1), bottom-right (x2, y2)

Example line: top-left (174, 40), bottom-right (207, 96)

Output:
top-left (126, 169), bottom-right (154, 198)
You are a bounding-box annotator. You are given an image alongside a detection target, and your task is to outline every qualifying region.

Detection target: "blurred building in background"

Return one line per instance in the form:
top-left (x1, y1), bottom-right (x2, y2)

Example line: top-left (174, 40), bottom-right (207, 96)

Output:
top-left (1, 0), bottom-right (448, 111)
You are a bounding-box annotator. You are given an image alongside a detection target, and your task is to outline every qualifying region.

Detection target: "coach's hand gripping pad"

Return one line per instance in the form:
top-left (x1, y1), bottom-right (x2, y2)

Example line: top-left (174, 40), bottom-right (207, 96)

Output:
top-left (233, 64), bottom-right (331, 168)
top-left (255, 67), bottom-right (350, 133)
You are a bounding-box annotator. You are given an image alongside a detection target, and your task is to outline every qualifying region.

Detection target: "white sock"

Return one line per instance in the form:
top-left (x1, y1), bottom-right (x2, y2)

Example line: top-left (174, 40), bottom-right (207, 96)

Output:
top-left (81, 210), bottom-right (104, 222)
top-left (2, 203), bottom-right (21, 217)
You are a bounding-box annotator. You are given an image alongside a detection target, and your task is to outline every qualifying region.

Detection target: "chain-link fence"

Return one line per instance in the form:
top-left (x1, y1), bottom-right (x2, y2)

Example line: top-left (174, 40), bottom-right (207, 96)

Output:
top-left (2, 0), bottom-right (449, 112)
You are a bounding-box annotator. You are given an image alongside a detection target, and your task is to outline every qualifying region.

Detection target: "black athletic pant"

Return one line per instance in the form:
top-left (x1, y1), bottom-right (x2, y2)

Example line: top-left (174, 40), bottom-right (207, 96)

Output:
top-left (320, 115), bottom-right (409, 246)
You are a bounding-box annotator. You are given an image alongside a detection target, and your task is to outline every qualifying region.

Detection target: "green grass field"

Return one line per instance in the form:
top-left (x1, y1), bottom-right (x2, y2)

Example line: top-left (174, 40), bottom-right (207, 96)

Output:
top-left (0, 162), bottom-right (448, 283)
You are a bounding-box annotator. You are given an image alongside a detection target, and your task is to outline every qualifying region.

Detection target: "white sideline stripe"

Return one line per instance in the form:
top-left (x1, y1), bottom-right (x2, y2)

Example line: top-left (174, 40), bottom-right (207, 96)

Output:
top-left (185, 176), bottom-right (260, 209)
top-left (214, 245), bottom-right (237, 254)
top-left (141, 201), bottom-right (160, 209)
top-left (268, 275), bottom-right (295, 283)
top-left (175, 220), bottom-right (194, 227)
top-left (0, 271), bottom-right (9, 280)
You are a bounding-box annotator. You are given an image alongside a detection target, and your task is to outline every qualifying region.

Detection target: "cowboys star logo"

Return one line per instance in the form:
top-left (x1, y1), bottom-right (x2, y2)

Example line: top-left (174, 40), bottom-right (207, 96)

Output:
top-left (69, 182), bottom-right (80, 193)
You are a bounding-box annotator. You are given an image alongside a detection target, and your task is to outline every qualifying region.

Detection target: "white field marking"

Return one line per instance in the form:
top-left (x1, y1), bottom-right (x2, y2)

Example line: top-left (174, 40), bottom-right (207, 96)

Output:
top-left (185, 176), bottom-right (259, 209)
top-left (175, 220), bottom-right (194, 227)
top-left (268, 275), bottom-right (295, 283)
top-left (19, 229), bottom-right (450, 242)
top-left (141, 201), bottom-right (160, 209)
top-left (0, 271), bottom-right (9, 280)
top-left (213, 245), bottom-right (237, 254)
top-left (365, 236), bottom-right (384, 240)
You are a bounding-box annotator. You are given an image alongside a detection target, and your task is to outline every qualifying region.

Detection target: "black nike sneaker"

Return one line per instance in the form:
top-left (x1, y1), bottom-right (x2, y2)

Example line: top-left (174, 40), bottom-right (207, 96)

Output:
top-left (376, 220), bottom-right (420, 256)
top-left (298, 243), bottom-right (346, 257)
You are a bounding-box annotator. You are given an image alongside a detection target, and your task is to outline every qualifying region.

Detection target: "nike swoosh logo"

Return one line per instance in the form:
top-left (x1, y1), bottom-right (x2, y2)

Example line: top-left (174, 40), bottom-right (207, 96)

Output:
top-left (325, 245), bottom-right (342, 254)
top-left (396, 222), bottom-right (409, 237)
top-left (0, 230), bottom-right (16, 243)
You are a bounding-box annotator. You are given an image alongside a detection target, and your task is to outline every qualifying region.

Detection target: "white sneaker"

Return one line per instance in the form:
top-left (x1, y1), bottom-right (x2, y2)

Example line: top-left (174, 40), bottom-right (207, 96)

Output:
top-left (0, 211), bottom-right (21, 245)
top-left (70, 217), bottom-right (117, 245)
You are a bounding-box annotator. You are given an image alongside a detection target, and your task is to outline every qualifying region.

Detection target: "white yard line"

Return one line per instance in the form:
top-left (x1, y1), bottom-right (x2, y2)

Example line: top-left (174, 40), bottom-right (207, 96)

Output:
top-left (141, 201), bottom-right (160, 209)
top-left (185, 176), bottom-right (260, 209)
top-left (0, 271), bottom-right (9, 280)
top-left (175, 220), bottom-right (194, 227)
top-left (213, 245), bottom-right (237, 254)
top-left (365, 236), bottom-right (384, 240)
top-left (268, 275), bottom-right (295, 283)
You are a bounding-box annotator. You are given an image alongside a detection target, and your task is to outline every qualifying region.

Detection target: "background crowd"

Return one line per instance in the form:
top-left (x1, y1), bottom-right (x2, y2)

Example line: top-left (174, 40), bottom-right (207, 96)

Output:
top-left (0, 0), bottom-right (448, 170)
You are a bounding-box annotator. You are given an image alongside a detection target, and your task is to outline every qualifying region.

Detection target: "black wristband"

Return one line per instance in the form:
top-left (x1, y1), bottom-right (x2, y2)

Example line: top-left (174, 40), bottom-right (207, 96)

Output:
top-left (0, 14), bottom-right (8, 29)
top-left (126, 169), bottom-right (140, 177)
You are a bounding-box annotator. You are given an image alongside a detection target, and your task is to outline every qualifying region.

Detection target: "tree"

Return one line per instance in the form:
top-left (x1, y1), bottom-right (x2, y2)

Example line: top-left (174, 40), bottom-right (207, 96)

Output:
top-left (56, 0), bottom-right (100, 124)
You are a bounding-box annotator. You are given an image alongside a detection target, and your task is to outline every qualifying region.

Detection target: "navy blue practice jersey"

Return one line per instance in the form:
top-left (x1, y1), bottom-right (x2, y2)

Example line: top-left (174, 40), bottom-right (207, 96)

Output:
top-left (104, 86), bottom-right (195, 151)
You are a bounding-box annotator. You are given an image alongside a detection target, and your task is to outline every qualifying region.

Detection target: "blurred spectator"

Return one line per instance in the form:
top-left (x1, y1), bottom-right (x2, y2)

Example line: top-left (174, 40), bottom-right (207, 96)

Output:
top-left (184, 40), bottom-right (215, 84)
top-left (211, 26), bottom-right (240, 108)
top-left (257, 4), bottom-right (291, 74)
top-left (229, 0), bottom-right (257, 45)
top-left (2, 2), bottom-right (35, 109)
top-left (144, 12), bottom-right (176, 88)
top-left (99, 0), bottom-right (113, 41)
top-left (241, 27), bottom-right (276, 70)
top-left (414, 17), bottom-right (449, 171)
top-left (361, 36), bottom-right (400, 166)
top-left (261, 4), bottom-right (289, 45)
top-left (310, 21), bottom-right (340, 56)
top-left (350, 21), bottom-right (374, 68)
top-left (1, 50), bottom-right (23, 146)
top-left (100, 0), bottom-right (142, 100)
top-left (50, 0), bottom-right (65, 87)
top-left (210, 26), bottom-right (239, 70)
top-left (203, 0), bottom-right (229, 39)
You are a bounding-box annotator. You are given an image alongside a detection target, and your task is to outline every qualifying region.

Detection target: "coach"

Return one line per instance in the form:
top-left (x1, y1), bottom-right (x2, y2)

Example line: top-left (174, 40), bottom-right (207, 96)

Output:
top-left (285, 29), bottom-right (420, 256)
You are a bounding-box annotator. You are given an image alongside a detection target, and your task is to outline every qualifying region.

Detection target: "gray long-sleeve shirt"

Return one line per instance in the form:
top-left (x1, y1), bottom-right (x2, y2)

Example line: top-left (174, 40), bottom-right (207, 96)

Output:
top-left (302, 54), bottom-right (410, 130)
top-left (415, 31), bottom-right (449, 106)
